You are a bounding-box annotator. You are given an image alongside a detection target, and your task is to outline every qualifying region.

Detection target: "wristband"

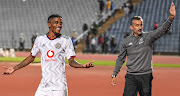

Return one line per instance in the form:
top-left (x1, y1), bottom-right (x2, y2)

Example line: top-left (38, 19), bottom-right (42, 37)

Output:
top-left (112, 74), bottom-right (116, 78)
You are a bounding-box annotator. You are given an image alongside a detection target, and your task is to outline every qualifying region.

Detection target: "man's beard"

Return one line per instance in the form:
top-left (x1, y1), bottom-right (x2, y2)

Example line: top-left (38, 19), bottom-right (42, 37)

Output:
top-left (137, 29), bottom-right (142, 34)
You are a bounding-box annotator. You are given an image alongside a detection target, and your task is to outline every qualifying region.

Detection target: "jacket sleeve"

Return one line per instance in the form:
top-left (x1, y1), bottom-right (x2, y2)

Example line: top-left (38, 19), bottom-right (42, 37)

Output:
top-left (113, 42), bottom-right (127, 76)
top-left (149, 17), bottom-right (174, 43)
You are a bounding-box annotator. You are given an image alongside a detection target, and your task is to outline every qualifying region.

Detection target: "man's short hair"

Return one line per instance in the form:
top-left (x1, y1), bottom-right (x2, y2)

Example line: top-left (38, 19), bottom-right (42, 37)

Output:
top-left (47, 14), bottom-right (62, 23)
top-left (130, 16), bottom-right (143, 25)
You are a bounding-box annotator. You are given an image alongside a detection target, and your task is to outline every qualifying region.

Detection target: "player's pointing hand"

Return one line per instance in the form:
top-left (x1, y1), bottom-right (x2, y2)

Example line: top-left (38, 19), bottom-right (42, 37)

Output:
top-left (83, 60), bottom-right (94, 68)
top-left (2, 66), bottom-right (15, 75)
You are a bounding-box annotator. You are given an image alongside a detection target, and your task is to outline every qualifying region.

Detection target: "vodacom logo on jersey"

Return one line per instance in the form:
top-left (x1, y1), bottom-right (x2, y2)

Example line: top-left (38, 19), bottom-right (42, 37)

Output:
top-left (47, 50), bottom-right (54, 58)
top-left (46, 50), bottom-right (56, 61)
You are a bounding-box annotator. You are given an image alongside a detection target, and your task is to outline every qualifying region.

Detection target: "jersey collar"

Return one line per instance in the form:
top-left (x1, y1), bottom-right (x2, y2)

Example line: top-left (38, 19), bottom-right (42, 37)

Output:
top-left (46, 32), bottom-right (61, 40)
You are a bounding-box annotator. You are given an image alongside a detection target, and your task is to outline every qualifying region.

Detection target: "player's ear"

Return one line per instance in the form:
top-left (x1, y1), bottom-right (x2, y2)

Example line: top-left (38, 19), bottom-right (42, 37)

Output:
top-left (48, 23), bottom-right (51, 28)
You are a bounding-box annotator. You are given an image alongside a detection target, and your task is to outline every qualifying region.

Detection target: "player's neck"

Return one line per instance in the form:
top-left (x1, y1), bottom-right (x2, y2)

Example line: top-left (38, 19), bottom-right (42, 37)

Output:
top-left (47, 32), bottom-right (57, 40)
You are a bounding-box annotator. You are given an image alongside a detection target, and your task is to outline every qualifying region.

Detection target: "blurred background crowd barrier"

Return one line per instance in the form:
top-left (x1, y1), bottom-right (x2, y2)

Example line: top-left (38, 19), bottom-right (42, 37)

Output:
top-left (0, 0), bottom-right (179, 56)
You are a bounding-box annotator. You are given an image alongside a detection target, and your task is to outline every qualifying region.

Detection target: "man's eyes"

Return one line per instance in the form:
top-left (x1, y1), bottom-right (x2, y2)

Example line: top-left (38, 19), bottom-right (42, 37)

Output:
top-left (54, 21), bottom-right (63, 24)
top-left (135, 24), bottom-right (142, 27)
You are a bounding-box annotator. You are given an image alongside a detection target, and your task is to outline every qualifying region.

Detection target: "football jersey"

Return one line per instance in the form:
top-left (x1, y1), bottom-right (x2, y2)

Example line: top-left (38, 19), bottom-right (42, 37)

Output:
top-left (31, 33), bottom-right (76, 91)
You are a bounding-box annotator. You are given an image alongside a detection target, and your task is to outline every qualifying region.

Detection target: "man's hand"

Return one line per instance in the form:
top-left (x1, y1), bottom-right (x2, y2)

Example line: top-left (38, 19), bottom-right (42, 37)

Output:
top-left (68, 58), bottom-right (94, 68)
top-left (111, 77), bottom-right (116, 86)
top-left (82, 60), bottom-right (94, 68)
top-left (2, 54), bottom-right (35, 75)
top-left (169, 2), bottom-right (176, 19)
top-left (2, 66), bottom-right (15, 75)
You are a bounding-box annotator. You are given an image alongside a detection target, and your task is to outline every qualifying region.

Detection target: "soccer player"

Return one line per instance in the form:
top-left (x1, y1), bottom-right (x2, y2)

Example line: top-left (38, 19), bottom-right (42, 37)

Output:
top-left (111, 2), bottom-right (176, 96)
top-left (2, 14), bottom-right (94, 96)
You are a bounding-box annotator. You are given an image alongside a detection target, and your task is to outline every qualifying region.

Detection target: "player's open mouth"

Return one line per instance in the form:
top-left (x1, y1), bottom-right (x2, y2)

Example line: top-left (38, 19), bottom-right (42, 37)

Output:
top-left (56, 28), bottom-right (61, 30)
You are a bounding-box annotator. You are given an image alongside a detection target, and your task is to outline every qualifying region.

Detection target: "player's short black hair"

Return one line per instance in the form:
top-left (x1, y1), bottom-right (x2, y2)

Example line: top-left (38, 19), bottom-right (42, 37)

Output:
top-left (130, 16), bottom-right (143, 25)
top-left (47, 14), bottom-right (62, 23)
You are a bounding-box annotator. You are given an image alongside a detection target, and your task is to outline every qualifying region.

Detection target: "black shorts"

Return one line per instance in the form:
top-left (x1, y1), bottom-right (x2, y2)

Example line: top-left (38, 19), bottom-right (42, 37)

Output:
top-left (123, 73), bottom-right (153, 96)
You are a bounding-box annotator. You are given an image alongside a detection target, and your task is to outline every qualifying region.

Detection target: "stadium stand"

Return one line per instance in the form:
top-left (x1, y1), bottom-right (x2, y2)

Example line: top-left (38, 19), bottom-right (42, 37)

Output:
top-left (105, 0), bottom-right (180, 54)
top-left (0, 0), bottom-right (128, 49)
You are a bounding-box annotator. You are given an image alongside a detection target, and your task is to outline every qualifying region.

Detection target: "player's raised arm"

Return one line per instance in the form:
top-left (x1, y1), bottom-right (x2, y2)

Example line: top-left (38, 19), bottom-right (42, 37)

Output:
top-left (2, 54), bottom-right (35, 75)
top-left (148, 2), bottom-right (176, 42)
top-left (68, 58), bottom-right (94, 68)
top-left (169, 2), bottom-right (176, 19)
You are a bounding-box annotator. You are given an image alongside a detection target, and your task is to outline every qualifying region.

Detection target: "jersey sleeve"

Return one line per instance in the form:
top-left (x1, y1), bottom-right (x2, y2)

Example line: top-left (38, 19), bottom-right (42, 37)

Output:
top-left (31, 36), bottom-right (40, 57)
top-left (65, 37), bottom-right (76, 60)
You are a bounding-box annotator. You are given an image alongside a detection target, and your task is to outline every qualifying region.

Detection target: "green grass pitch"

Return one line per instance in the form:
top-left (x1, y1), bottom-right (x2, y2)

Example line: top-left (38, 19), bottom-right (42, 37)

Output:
top-left (0, 57), bottom-right (180, 68)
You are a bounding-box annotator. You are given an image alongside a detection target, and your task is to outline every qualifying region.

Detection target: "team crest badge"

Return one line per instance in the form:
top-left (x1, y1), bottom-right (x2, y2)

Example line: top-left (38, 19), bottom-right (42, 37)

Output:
top-left (139, 38), bottom-right (144, 44)
top-left (55, 43), bottom-right (61, 49)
